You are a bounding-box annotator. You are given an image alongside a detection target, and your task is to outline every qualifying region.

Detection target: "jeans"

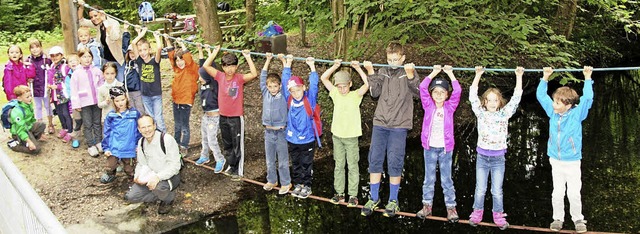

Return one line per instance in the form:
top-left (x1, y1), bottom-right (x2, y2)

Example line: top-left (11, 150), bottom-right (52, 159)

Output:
top-left (290, 141), bottom-right (315, 186)
top-left (128, 91), bottom-right (146, 115)
top-left (472, 154), bottom-right (505, 212)
top-left (142, 95), bottom-right (166, 132)
top-left (333, 136), bottom-right (360, 196)
top-left (367, 126), bottom-right (408, 177)
top-left (422, 147), bottom-right (457, 207)
top-left (200, 115), bottom-right (224, 162)
top-left (550, 158), bottom-right (584, 222)
top-left (55, 102), bottom-right (73, 133)
top-left (265, 128), bottom-right (291, 186)
top-left (173, 103), bottom-right (192, 148)
top-left (80, 104), bottom-right (102, 147)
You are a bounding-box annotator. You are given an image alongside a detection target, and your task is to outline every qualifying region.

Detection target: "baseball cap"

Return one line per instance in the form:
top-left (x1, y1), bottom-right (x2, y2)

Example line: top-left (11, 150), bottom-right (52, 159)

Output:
top-left (428, 77), bottom-right (451, 92)
top-left (287, 76), bottom-right (304, 90)
top-left (333, 71), bottom-right (351, 85)
top-left (48, 46), bottom-right (64, 55)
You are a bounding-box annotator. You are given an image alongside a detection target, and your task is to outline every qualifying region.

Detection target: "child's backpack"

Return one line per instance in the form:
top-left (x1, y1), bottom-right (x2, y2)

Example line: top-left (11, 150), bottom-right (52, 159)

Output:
top-left (288, 96), bottom-right (322, 147)
top-left (260, 21), bottom-right (284, 37)
top-left (2, 100), bottom-right (24, 129)
top-left (183, 17), bottom-right (196, 31)
top-left (138, 2), bottom-right (155, 22)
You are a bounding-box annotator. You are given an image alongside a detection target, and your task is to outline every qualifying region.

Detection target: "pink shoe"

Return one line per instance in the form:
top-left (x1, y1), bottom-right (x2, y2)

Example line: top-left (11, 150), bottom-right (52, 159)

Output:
top-left (493, 212), bottom-right (509, 230)
top-left (62, 133), bottom-right (72, 143)
top-left (469, 209), bottom-right (483, 227)
top-left (57, 129), bottom-right (68, 139)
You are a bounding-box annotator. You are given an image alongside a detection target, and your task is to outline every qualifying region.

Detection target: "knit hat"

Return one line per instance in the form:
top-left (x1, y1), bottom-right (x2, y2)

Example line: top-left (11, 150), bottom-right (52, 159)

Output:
top-left (333, 71), bottom-right (351, 85)
top-left (428, 77), bottom-right (451, 92)
top-left (48, 46), bottom-right (64, 55)
top-left (109, 86), bottom-right (126, 99)
top-left (287, 76), bottom-right (304, 90)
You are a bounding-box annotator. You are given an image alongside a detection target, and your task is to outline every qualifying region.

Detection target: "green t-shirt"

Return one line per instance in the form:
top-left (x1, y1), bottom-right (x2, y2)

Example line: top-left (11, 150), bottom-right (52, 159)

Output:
top-left (329, 88), bottom-right (363, 138)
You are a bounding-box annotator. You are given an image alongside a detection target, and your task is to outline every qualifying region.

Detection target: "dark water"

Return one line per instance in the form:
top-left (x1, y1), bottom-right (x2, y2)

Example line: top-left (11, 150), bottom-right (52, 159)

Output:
top-left (170, 72), bottom-right (640, 234)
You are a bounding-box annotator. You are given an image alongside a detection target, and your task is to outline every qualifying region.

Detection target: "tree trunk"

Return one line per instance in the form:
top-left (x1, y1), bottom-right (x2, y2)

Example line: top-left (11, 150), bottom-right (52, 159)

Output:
top-left (193, 0), bottom-right (223, 44)
top-left (59, 0), bottom-right (78, 54)
top-left (298, 3), bottom-right (309, 47)
top-left (245, 0), bottom-right (256, 35)
top-left (332, 0), bottom-right (348, 60)
top-left (553, 0), bottom-right (578, 39)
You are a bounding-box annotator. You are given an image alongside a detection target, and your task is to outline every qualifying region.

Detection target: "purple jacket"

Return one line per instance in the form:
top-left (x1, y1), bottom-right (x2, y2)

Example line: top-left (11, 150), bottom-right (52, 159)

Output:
top-left (3, 60), bottom-right (35, 100)
top-left (27, 54), bottom-right (52, 97)
top-left (47, 62), bottom-right (70, 104)
top-left (419, 77), bottom-right (462, 151)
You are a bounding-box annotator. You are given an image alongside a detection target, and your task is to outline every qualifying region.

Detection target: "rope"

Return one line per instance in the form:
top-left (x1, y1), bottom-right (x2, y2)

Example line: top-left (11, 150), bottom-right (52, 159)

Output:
top-left (183, 158), bottom-right (619, 234)
top-left (74, 2), bottom-right (640, 73)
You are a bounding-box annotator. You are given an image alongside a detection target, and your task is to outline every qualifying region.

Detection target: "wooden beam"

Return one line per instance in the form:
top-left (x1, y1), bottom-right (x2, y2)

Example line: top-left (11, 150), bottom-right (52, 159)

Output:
top-left (58, 0), bottom-right (78, 54)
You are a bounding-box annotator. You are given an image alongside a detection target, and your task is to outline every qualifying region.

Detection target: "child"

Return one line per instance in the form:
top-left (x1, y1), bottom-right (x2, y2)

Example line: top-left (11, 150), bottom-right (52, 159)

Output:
top-left (97, 62), bottom-right (123, 121)
top-left (123, 44), bottom-right (145, 115)
top-left (3, 45), bottom-right (35, 100)
top-left (467, 66), bottom-right (523, 229)
top-left (65, 54), bottom-right (81, 148)
top-left (70, 48), bottom-right (105, 157)
top-left (195, 44), bottom-right (225, 174)
top-left (537, 66), bottom-right (593, 233)
top-left (100, 86), bottom-right (142, 183)
top-left (46, 46), bottom-right (74, 143)
top-left (360, 42), bottom-right (420, 217)
top-left (7, 85), bottom-right (46, 154)
top-left (27, 39), bottom-right (55, 134)
top-left (202, 46), bottom-right (258, 180)
top-left (416, 65), bottom-right (462, 222)
top-left (76, 27), bottom-right (103, 68)
top-left (321, 60), bottom-right (369, 207)
top-left (280, 55), bottom-right (318, 199)
top-left (131, 28), bottom-right (166, 132)
top-left (165, 36), bottom-right (199, 156)
top-left (259, 53), bottom-right (291, 194)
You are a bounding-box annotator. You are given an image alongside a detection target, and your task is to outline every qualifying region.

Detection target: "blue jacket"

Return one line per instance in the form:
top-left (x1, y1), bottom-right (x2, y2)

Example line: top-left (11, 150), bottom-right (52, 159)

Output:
top-left (536, 79), bottom-right (594, 161)
top-left (199, 59), bottom-right (219, 112)
top-left (260, 70), bottom-right (287, 127)
top-left (282, 67), bottom-right (318, 144)
top-left (102, 108), bottom-right (142, 158)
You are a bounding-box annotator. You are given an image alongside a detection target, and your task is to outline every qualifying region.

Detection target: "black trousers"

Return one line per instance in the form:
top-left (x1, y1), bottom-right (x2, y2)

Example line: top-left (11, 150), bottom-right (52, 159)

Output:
top-left (289, 141), bottom-right (315, 186)
top-left (220, 116), bottom-right (244, 174)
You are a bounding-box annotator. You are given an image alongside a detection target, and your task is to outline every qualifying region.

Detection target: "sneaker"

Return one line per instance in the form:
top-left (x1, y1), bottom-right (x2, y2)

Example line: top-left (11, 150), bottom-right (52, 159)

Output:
top-left (57, 129), bottom-right (67, 139)
top-left (469, 209), bottom-right (484, 227)
top-left (383, 200), bottom-right (399, 217)
top-left (550, 220), bottom-right (563, 231)
top-left (100, 173), bottom-right (116, 184)
top-left (361, 199), bottom-right (380, 216)
top-left (72, 139), bottom-right (80, 148)
top-left (278, 184), bottom-right (292, 195)
top-left (416, 203), bottom-right (432, 219)
top-left (62, 133), bottom-right (72, 143)
top-left (179, 146), bottom-right (188, 157)
top-left (88, 146), bottom-right (99, 157)
top-left (263, 182), bottom-right (278, 191)
top-left (195, 157), bottom-right (210, 166)
top-left (298, 186), bottom-right (312, 199)
top-left (95, 143), bottom-right (103, 153)
top-left (291, 184), bottom-right (303, 198)
top-left (347, 196), bottom-right (359, 207)
top-left (330, 194), bottom-right (345, 205)
top-left (447, 206), bottom-right (459, 223)
top-left (158, 201), bottom-right (172, 214)
top-left (492, 212), bottom-right (509, 230)
top-left (574, 220), bottom-right (587, 233)
top-left (214, 159), bottom-right (226, 173)
top-left (223, 167), bottom-right (232, 176)
top-left (230, 173), bottom-right (242, 181)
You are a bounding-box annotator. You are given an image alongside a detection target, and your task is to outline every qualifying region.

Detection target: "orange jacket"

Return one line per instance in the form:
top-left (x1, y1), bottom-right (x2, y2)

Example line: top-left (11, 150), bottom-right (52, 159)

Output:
top-left (169, 50), bottom-right (199, 105)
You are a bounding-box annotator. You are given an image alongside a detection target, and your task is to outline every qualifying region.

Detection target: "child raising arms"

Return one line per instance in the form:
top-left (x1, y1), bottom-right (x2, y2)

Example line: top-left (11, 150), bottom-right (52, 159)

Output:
top-left (467, 66), bottom-right (523, 229)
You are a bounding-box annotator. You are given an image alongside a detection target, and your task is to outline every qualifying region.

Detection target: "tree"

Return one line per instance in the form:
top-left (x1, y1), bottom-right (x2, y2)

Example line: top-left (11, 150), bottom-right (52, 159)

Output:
top-left (193, 0), bottom-right (223, 44)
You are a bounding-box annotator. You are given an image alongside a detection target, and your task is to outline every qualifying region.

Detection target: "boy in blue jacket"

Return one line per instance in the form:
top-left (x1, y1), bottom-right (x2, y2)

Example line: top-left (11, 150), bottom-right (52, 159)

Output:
top-left (536, 66), bottom-right (593, 233)
top-left (281, 55), bottom-right (318, 199)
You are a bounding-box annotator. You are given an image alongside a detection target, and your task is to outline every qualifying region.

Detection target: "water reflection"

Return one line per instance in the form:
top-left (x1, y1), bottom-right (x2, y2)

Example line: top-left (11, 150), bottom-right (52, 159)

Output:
top-left (173, 72), bottom-right (640, 233)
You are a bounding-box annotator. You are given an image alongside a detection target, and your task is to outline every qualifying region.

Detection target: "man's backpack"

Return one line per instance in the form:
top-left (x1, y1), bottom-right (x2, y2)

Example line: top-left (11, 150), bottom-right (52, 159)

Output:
top-left (138, 2), bottom-right (155, 22)
top-left (139, 131), bottom-right (184, 170)
top-left (183, 17), bottom-right (196, 31)
top-left (2, 100), bottom-right (24, 129)
top-left (287, 95), bottom-right (322, 147)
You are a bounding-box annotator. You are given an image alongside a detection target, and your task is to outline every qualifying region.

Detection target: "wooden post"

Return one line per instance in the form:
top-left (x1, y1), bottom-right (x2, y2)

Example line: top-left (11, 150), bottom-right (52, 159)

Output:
top-left (193, 0), bottom-right (223, 45)
top-left (58, 0), bottom-right (78, 54)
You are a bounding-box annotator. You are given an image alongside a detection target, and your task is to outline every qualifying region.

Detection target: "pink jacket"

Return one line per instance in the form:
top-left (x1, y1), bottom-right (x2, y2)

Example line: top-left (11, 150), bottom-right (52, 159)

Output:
top-left (419, 77), bottom-right (462, 151)
top-left (3, 60), bottom-right (35, 100)
top-left (70, 66), bottom-right (104, 109)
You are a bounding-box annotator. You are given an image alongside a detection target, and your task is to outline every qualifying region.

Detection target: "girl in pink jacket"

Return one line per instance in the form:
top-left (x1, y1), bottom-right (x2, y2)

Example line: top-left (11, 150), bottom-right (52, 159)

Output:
top-left (70, 48), bottom-right (104, 157)
top-left (3, 45), bottom-right (35, 100)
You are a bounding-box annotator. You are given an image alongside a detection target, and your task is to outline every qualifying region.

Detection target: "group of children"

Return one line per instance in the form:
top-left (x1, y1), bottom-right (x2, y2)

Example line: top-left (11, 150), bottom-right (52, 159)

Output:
top-left (3, 34), bottom-right (593, 232)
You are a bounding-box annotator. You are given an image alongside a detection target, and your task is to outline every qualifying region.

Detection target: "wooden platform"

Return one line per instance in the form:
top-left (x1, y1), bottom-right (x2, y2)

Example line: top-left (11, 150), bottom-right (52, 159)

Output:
top-left (140, 9), bottom-right (247, 37)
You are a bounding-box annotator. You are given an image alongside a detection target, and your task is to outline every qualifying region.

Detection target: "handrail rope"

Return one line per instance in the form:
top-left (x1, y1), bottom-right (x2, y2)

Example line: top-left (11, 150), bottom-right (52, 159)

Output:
top-left (76, 2), bottom-right (640, 73)
top-left (182, 158), bottom-right (620, 234)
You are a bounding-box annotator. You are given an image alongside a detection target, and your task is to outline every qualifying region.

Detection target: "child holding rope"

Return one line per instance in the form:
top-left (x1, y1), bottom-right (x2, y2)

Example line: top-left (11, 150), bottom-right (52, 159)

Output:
top-left (467, 66), bottom-right (523, 229)
top-left (132, 28), bottom-right (166, 132)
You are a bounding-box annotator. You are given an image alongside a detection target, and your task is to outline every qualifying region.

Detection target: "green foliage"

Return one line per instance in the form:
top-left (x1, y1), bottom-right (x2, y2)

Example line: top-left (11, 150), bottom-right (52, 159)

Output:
top-left (0, 0), bottom-right (57, 32)
top-left (0, 28), bottom-right (64, 48)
